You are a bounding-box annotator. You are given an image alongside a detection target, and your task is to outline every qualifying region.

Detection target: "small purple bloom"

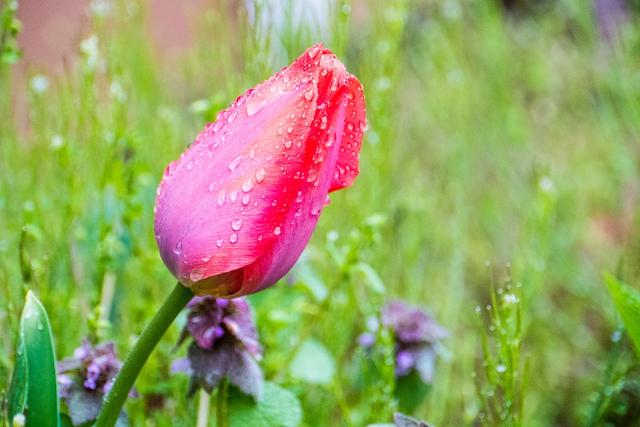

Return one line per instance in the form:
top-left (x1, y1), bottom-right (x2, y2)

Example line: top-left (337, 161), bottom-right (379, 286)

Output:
top-left (594, 0), bottom-right (629, 44)
top-left (358, 332), bottom-right (377, 348)
top-left (175, 296), bottom-right (264, 399)
top-left (57, 340), bottom-right (132, 426)
top-left (396, 350), bottom-right (414, 375)
top-left (363, 300), bottom-right (447, 385)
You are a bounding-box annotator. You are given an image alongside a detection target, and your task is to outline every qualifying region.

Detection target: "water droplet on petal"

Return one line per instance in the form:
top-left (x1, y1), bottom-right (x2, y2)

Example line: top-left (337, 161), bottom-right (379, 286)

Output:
top-left (173, 241), bottom-right (183, 255)
top-left (307, 169), bottom-right (318, 182)
top-left (227, 111), bottom-right (237, 123)
top-left (217, 190), bottom-right (226, 206)
top-left (325, 135), bottom-right (334, 147)
top-left (201, 256), bottom-right (211, 262)
top-left (308, 45), bottom-right (321, 58)
top-left (216, 238), bottom-right (224, 248)
top-left (229, 155), bottom-right (243, 171)
top-left (246, 99), bottom-right (266, 116)
top-left (231, 219), bottom-right (243, 231)
top-left (230, 190), bottom-right (238, 202)
top-left (242, 179), bottom-right (254, 192)
top-left (347, 122), bottom-right (354, 131)
top-left (242, 194), bottom-right (251, 205)
top-left (274, 226), bottom-right (281, 236)
top-left (304, 90), bottom-right (314, 101)
top-left (255, 168), bottom-right (266, 183)
top-left (287, 126), bottom-right (293, 134)
top-left (190, 271), bottom-right (204, 282)
top-left (230, 233), bottom-right (238, 243)
top-left (284, 140), bottom-right (293, 149)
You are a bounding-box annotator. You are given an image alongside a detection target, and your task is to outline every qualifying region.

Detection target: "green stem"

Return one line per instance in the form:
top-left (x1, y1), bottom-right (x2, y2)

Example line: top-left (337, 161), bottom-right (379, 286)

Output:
top-left (94, 282), bottom-right (193, 427)
top-left (216, 379), bottom-right (229, 427)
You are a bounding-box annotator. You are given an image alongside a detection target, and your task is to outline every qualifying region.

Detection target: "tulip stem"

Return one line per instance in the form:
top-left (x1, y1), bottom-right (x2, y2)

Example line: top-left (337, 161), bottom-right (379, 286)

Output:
top-left (94, 282), bottom-right (193, 427)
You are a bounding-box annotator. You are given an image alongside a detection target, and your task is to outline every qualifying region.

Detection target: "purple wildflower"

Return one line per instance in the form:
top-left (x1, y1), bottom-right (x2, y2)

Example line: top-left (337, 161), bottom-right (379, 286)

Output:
top-left (57, 340), bottom-right (131, 426)
top-left (173, 296), bottom-right (264, 399)
top-left (594, 0), bottom-right (629, 44)
top-left (359, 300), bottom-right (447, 385)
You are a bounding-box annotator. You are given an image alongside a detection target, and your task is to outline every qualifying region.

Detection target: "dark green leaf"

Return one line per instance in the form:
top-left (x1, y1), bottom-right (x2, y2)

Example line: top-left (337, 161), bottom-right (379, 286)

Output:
top-left (7, 339), bottom-right (27, 421)
top-left (229, 382), bottom-right (302, 427)
top-left (21, 291), bottom-right (59, 427)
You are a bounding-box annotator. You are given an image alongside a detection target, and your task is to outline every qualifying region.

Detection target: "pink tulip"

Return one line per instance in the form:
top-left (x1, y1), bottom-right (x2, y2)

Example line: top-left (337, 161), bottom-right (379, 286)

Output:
top-left (154, 43), bottom-right (366, 297)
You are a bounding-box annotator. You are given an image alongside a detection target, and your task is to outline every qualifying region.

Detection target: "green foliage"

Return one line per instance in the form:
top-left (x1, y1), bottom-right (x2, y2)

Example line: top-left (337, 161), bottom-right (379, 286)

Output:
top-left (606, 274), bottom-right (640, 357)
top-left (475, 275), bottom-right (524, 427)
top-left (229, 382), bottom-right (302, 427)
top-left (289, 338), bottom-right (336, 385)
top-left (7, 292), bottom-right (59, 427)
top-left (0, 0), bottom-right (21, 65)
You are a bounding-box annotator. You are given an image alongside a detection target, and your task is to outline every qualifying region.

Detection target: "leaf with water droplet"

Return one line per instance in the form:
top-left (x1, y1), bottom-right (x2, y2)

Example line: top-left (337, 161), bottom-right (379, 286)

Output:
top-left (12, 291), bottom-right (60, 426)
top-left (605, 273), bottom-right (640, 357)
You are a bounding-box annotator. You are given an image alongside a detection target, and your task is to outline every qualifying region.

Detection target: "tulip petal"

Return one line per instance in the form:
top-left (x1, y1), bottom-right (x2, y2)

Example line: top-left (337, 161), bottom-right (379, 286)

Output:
top-left (154, 43), bottom-right (366, 296)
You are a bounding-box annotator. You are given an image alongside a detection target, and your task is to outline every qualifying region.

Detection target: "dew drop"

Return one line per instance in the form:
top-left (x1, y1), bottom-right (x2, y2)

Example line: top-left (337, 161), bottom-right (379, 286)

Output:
top-left (246, 99), bottom-right (266, 116)
top-left (230, 190), bottom-right (239, 202)
top-left (346, 122), bottom-right (354, 131)
top-left (242, 179), bottom-right (254, 192)
top-left (217, 190), bottom-right (226, 206)
top-left (359, 120), bottom-right (369, 132)
top-left (242, 194), bottom-right (251, 205)
top-left (284, 140), bottom-right (293, 149)
top-left (173, 241), bottom-right (183, 255)
top-left (231, 219), bottom-right (243, 231)
top-left (274, 226), bottom-right (281, 236)
top-left (227, 111), bottom-right (237, 123)
top-left (311, 201), bottom-right (322, 216)
top-left (229, 155), bottom-right (243, 171)
top-left (287, 126), bottom-right (293, 134)
top-left (304, 90), bottom-right (314, 101)
top-left (201, 256), bottom-right (211, 262)
top-left (325, 135), bottom-right (334, 147)
top-left (307, 169), bottom-right (318, 182)
top-left (255, 168), bottom-right (266, 183)
top-left (216, 238), bottom-right (224, 248)
top-left (308, 45), bottom-right (321, 58)
top-left (320, 116), bottom-right (328, 129)
top-left (190, 271), bottom-right (204, 282)
top-left (229, 233), bottom-right (238, 243)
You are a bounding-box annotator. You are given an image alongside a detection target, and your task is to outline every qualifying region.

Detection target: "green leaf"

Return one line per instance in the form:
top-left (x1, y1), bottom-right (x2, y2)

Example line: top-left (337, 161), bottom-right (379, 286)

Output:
top-left (6, 339), bottom-right (27, 421)
top-left (229, 382), bottom-right (302, 427)
top-left (21, 291), bottom-right (60, 427)
top-left (289, 338), bottom-right (335, 385)
top-left (351, 262), bottom-right (386, 294)
top-left (605, 274), bottom-right (640, 356)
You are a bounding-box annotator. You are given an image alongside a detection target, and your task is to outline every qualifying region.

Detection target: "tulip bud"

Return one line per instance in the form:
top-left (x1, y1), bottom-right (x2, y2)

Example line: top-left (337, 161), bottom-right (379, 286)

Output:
top-left (154, 43), bottom-right (366, 297)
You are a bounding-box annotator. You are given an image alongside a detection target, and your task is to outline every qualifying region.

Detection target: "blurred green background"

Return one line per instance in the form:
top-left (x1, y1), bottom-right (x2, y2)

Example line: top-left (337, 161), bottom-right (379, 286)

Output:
top-left (2, 0), bottom-right (640, 425)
